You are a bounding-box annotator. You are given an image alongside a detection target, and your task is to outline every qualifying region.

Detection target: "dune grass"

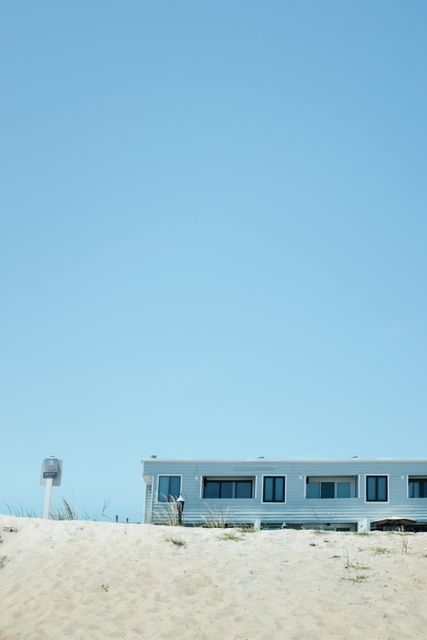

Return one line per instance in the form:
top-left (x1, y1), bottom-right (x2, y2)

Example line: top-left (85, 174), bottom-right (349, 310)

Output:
top-left (166, 536), bottom-right (187, 547)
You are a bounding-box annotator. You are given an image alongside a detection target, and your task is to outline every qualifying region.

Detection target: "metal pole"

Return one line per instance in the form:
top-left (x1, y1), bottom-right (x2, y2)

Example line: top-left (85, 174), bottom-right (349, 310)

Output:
top-left (43, 478), bottom-right (53, 519)
top-left (177, 495), bottom-right (184, 526)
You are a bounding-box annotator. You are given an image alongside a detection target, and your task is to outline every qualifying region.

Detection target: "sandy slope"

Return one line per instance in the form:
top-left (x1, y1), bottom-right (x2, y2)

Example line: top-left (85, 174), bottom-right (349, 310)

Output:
top-left (0, 516), bottom-right (426, 640)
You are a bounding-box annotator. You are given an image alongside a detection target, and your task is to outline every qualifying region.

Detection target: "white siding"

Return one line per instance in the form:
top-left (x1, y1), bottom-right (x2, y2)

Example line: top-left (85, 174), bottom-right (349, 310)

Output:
top-left (141, 459), bottom-right (427, 527)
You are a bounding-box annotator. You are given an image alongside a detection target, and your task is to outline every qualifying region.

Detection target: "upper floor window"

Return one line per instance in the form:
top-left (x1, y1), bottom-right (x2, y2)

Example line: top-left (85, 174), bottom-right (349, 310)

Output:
top-left (203, 477), bottom-right (254, 499)
top-left (306, 476), bottom-right (357, 499)
top-left (158, 475), bottom-right (181, 502)
top-left (409, 477), bottom-right (427, 498)
top-left (263, 476), bottom-right (286, 502)
top-left (366, 475), bottom-right (388, 502)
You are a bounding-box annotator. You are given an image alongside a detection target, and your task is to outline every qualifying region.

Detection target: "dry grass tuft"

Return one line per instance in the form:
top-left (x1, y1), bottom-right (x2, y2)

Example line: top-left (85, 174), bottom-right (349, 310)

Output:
top-left (50, 498), bottom-right (78, 520)
top-left (373, 547), bottom-right (391, 555)
top-left (166, 536), bottom-right (187, 547)
top-left (342, 574), bottom-right (369, 584)
top-left (203, 505), bottom-right (230, 528)
top-left (158, 497), bottom-right (182, 526)
top-left (220, 531), bottom-right (242, 542)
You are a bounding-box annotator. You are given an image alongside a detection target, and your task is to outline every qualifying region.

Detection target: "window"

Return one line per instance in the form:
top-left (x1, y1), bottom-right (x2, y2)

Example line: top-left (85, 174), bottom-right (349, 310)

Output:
top-left (158, 475), bottom-right (181, 502)
top-left (203, 477), bottom-right (254, 499)
top-left (306, 477), bottom-right (356, 499)
top-left (409, 477), bottom-right (427, 498)
top-left (263, 476), bottom-right (286, 502)
top-left (306, 482), bottom-right (335, 498)
top-left (320, 482), bottom-right (335, 498)
top-left (366, 475), bottom-right (388, 502)
top-left (337, 482), bottom-right (351, 498)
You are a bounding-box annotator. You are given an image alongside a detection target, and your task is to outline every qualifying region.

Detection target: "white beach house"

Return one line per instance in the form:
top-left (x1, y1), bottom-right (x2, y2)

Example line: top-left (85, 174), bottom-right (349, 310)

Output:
top-left (141, 457), bottom-right (427, 531)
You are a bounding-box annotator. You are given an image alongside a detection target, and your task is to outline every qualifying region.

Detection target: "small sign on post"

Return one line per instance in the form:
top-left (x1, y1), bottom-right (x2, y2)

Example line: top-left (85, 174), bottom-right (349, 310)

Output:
top-left (40, 457), bottom-right (62, 519)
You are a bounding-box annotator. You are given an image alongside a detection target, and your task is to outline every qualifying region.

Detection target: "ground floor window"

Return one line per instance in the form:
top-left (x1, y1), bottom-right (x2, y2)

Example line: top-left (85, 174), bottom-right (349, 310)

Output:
top-left (158, 475), bottom-right (181, 502)
top-left (203, 477), bottom-right (254, 499)
top-left (263, 476), bottom-right (286, 502)
top-left (409, 477), bottom-right (427, 498)
top-left (366, 475), bottom-right (388, 502)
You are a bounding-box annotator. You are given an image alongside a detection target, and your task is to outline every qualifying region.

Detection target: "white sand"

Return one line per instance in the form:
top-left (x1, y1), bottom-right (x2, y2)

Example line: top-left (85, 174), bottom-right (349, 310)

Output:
top-left (0, 516), bottom-right (426, 640)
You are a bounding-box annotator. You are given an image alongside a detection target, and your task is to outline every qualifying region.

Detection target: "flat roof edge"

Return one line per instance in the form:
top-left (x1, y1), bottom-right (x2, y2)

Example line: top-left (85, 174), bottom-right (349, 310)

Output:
top-left (141, 457), bottom-right (427, 464)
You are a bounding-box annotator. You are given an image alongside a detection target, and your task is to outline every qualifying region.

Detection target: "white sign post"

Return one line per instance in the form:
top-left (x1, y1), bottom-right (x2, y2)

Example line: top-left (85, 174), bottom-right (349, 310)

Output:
top-left (43, 478), bottom-right (53, 519)
top-left (40, 457), bottom-right (62, 519)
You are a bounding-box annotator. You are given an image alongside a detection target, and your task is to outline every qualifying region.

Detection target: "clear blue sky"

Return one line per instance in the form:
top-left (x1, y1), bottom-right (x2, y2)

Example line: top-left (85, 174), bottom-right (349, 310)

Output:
top-left (1, 1), bottom-right (426, 521)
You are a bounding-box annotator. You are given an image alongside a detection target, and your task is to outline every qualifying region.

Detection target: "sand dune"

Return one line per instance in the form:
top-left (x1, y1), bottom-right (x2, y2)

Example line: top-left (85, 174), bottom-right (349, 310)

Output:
top-left (0, 516), bottom-right (426, 639)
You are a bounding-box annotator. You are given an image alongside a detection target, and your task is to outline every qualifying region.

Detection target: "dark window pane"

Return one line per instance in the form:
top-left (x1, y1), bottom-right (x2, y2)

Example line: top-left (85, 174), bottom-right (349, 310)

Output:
top-left (204, 481), bottom-right (220, 499)
top-left (321, 482), bottom-right (335, 499)
top-left (275, 477), bottom-right (285, 501)
top-left (159, 476), bottom-right (181, 502)
top-left (264, 477), bottom-right (274, 502)
top-left (306, 482), bottom-right (320, 499)
top-left (367, 476), bottom-right (387, 501)
top-left (169, 476), bottom-right (181, 499)
top-left (263, 477), bottom-right (285, 502)
top-left (220, 481), bottom-right (233, 498)
top-left (337, 482), bottom-right (351, 498)
top-left (235, 481), bottom-right (252, 498)
top-left (203, 477), bottom-right (254, 499)
top-left (377, 476), bottom-right (387, 501)
top-left (158, 476), bottom-right (170, 502)
top-left (409, 479), bottom-right (427, 498)
top-left (366, 476), bottom-right (376, 501)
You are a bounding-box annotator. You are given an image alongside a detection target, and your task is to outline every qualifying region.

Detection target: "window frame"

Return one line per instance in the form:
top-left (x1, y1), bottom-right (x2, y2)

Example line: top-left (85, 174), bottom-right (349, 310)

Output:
top-left (365, 474), bottom-right (389, 503)
top-left (261, 475), bottom-right (287, 503)
top-left (202, 476), bottom-right (255, 500)
top-left (156, 474), bottom-right (183, 503)
top-left (408, 476), bottom-right (427, 498)
top-left (304, 476), bottom-right (358, 499)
